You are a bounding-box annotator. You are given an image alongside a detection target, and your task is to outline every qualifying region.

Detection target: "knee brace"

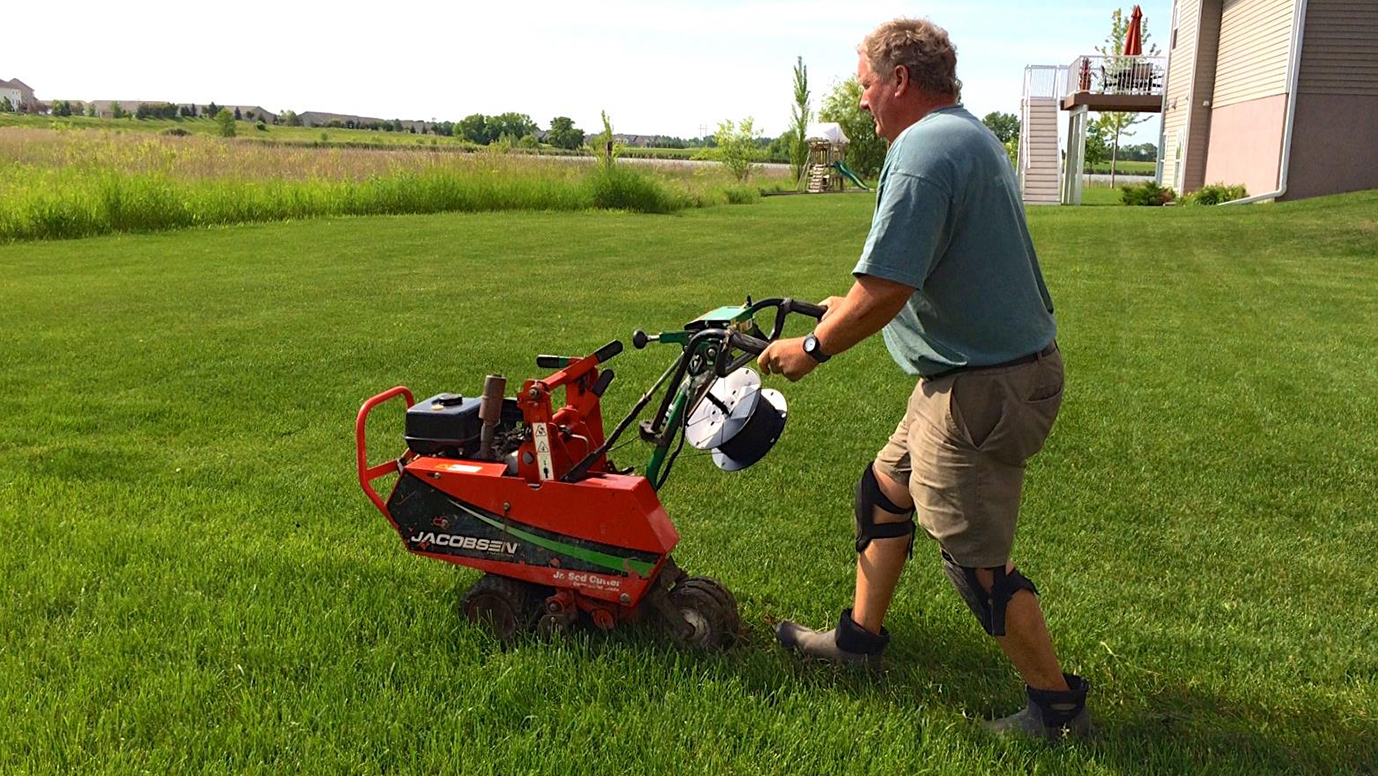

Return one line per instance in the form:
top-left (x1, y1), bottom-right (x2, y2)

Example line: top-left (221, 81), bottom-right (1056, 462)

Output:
top-left (855, 464), bottom-right (916, 556)
top-left (941, 550), bottom-right (1039, 637)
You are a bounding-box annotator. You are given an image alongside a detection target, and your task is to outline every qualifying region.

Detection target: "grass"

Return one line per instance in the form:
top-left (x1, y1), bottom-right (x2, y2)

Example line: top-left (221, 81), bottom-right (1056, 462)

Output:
top-left (2, 191), bottom-right (1376, 774)
top-left (0, 112), bottom-right (481, 149)
top-left (1083, 160), bottom-right (1157, 176)
top-left (0, 128), bottom-right (785, 241)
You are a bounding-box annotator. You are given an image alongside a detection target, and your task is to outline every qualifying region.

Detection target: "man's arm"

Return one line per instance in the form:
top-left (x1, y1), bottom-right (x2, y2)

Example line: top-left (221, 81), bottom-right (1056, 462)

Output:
top-left (757, 274), bottom-right (913, 380)
top-left (814, 274), bottom-right (915, 357)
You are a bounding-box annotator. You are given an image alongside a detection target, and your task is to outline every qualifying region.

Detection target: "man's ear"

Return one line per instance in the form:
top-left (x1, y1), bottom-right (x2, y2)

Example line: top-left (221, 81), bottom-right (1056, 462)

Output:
top-left (892, 65), bottom-right (910, 97)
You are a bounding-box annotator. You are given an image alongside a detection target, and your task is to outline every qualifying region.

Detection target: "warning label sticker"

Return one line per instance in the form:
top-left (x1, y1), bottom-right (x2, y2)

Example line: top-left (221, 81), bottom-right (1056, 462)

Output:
top-left (533, 422), bottom-right (554, 480)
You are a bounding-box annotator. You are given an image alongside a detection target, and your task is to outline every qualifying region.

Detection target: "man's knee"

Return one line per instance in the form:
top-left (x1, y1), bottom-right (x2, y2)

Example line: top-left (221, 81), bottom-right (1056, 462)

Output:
top-left (873, 465), bottom-right (915, 513)
top-left (941, 551), bottom-right (1038, 637)
top-left (855, 463), bottom-right (916, 554)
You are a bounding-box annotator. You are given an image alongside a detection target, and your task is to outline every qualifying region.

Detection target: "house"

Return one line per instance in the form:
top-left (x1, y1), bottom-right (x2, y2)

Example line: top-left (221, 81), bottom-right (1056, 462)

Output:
top-left (90, 100), bottom-right (145, 118)
top-left (0, 83), bottom-right (21, 111)
top-left (0, 77), bottom-right (38, 111)
top-left (1160, 0), bottom-right (1378, 201)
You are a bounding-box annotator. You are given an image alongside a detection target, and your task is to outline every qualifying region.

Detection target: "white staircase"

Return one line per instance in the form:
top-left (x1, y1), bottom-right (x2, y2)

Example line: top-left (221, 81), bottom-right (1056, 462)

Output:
top-left (1020, 98), bottom-right (1061, 205)
top-left (1018, 65), bottom-right (1068, 206)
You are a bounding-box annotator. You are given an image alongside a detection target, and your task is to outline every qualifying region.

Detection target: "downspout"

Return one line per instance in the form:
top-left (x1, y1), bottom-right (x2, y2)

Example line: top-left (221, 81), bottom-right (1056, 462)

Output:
top-left (1220, 0), bottom-right (1309, 205)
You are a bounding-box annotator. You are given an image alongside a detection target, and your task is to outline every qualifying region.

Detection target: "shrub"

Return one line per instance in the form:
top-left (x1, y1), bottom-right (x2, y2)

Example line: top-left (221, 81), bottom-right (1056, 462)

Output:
top-left (160, 127), bottom-right (190, 137)
top-left (214, 108), bottom-right (236, 138)
top-left (1180, 183), bottom-right (1248, 206)
top-left (1120, 180), bottom-right (1175, 206)
top-left (255, 121), bottom-right (267, 132)
top-left (721, 184), bottom-right (760, 205)
top-left (586, 165), bottom-right (681, 214)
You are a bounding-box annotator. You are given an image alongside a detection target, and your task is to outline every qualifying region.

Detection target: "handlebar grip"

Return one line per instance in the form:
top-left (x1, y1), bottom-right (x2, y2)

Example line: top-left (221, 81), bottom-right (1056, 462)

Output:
top-left (729, 332), bottom-right (770, 355)
top-left (788, 299), bottom-right (827, 319)
top-left (717, 332), bottom-right (770, 376)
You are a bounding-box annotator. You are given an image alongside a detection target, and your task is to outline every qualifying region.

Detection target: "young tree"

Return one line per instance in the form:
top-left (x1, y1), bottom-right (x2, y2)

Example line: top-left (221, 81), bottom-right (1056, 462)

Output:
top-left (587, 110), bottom-right (621, 170)
top-left (86, 102), bottom-right (96, 117)
top-left (546, 116), bottom-right (584, 150)
top-left (981, 111), bottom-right (1020, 144)
top-left (206, 102), bottom-right (220, 118)
top-left (1095, 7), bottom-right (1161, 185)
top-left (818, 77), bottom-right (887, 177)
top-left (233, 106), bottom-right (242, 120)
top-left (215, 108), bottom-right (236, 137)
top-left (1, 96), bottom-right (14, 113)
top-left (703, 117), bottom-right (762, 182)
top-left (788, 56), bottom-right (811, 187)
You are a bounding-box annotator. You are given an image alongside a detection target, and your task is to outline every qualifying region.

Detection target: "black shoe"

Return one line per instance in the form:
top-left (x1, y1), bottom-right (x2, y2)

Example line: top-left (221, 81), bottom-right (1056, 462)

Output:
top-left (774, 608), bottom-right (888, 667)
top-left (985, 673), bottom-right (1092, 740)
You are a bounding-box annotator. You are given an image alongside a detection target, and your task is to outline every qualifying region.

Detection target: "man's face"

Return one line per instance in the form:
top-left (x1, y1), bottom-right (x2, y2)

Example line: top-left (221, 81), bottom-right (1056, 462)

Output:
top-left (857, 54), bottom-right (900, 143)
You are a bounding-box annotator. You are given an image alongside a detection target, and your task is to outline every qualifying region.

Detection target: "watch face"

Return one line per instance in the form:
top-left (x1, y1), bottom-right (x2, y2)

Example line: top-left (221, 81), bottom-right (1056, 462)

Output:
top-left (804, 336), bottom-right (818, 354)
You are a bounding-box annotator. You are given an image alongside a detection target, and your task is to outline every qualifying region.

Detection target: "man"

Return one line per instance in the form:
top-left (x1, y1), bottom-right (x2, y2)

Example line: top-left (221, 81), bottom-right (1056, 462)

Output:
top-left (757, 18), bottom-right (1089, 740)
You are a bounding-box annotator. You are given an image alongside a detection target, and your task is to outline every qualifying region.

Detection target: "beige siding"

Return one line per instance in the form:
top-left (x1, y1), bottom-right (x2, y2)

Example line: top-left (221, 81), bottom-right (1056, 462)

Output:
top-left (1186, 0), bottom-right (1225, 191)
top-left (1162, 0), bottom-right (1200, 188)
top-left (1298, 0), bottom-right (1378, 96)
top-left (1212, 0), bottom-right (1297, 107)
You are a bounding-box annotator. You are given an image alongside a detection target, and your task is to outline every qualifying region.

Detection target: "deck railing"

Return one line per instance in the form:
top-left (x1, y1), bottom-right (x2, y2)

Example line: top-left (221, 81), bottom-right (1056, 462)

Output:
top-left (1066, 55), bottom-right (1167, 97)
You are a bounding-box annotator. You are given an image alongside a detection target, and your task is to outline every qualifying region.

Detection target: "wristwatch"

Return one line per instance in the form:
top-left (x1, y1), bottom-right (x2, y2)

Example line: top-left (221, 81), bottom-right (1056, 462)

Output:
top-left (803, 332), bottom-right (831, 363)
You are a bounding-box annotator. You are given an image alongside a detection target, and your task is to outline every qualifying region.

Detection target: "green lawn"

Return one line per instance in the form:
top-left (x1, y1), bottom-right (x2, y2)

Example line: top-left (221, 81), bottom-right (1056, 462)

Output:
top-left (2, 193), bottom-right (1375, 774)
top-left (1084, 160), bottom-right (1157, 176)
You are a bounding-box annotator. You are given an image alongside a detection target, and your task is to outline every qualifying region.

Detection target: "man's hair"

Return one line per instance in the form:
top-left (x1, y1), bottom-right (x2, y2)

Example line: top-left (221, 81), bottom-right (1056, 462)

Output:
top-left (858, 18), bottom-right (961, 99)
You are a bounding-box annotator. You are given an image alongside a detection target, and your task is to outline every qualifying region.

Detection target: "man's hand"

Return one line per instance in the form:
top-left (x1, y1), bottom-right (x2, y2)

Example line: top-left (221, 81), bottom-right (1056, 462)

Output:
top-left (818, 296), bottom-right (846, 321)
top-left (757, 336), bottom-right (817, 382)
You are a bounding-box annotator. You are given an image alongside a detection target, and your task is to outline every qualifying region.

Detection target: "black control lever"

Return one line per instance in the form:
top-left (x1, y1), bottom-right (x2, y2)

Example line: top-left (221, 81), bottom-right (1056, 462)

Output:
top-left (592, 369), bottom-right (615, 397)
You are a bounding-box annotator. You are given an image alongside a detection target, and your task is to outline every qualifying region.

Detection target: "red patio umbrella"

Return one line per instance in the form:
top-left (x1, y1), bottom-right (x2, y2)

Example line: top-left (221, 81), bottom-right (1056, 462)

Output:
top-left (1123, 5), bottom-right (1144, 56)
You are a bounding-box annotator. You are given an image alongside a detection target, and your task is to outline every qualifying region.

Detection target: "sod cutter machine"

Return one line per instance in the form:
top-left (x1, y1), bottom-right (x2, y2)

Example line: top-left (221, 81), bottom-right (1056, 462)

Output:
top-left (355, 297), bottom-right (825, 648)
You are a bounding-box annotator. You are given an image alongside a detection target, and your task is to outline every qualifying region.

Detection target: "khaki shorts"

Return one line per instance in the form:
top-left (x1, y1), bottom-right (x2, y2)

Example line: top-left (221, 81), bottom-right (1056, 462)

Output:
top-left (874, 346), bottom-right (1064, 568)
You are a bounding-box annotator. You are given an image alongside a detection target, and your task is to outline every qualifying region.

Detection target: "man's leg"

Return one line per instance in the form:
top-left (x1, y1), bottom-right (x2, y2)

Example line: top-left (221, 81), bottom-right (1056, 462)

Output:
top-left (974, 564), bottom-right (1067, 691)
top-left (851, 467), bottom-right (915, 634)
top-left (773, 464), bottom-right (916, 665)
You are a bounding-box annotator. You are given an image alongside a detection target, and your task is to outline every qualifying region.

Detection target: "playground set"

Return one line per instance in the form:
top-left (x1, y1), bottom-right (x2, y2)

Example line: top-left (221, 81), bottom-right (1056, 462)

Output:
top-left (803, 122), bottom-right (868, 193)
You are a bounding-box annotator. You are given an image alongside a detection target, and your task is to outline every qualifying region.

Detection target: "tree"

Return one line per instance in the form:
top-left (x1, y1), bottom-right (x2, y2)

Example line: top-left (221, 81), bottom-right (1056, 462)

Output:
top-left (1083, 117), bottom-right (1112, 168)
top-left (788, 56), bottom-right (811, 187)
top-left (111, 102), bottom-right (128, 119)
top-left (233, 106), bottom-right (242, 120)
top-left (981, 111), bottom-right (1020, 144)
top-left (818, 77), bottom-right (887, 177)
top-left (282, 110), bottom-right (302, 127)
top-left (702, 117), bottom-right (762, 182)
top-left (215, 108), bottom-right (236, 137)
top-left (206, 102), bottom-right (220, 118)
top-left (546, 116), bottom-right (584, 150)
top-left (488, 112), bottom-right (538, 141)
top-left (86, 102), bottom-right (96, 117)
top-left (0, 96), bottom-right (13, 113)
top-left (458, 113), bottom-right (490, 144)
top-left (1094, 7), bottom-right (1161, 185)
top-left (587, 110), bottom-right (621, 170)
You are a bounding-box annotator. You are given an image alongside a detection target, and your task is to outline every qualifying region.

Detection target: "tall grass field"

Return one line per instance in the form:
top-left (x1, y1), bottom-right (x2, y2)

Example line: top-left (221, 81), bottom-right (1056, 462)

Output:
top-left (0, 128), bottom-right (772, 242)
top-left (2, 191), bottom-right (1376, 774)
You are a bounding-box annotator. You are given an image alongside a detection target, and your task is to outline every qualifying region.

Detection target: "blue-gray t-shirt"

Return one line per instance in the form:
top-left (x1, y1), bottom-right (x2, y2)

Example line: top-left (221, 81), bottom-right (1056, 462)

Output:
top-left (852, 105), bottom-right (1056, 377)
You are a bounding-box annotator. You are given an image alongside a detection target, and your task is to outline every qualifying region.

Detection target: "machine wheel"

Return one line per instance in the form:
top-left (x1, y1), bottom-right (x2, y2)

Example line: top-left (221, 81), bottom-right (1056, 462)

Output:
top-left (666, 575), bottom-right (741, 649)
top-left (459, 574), bottom-right (541, 642)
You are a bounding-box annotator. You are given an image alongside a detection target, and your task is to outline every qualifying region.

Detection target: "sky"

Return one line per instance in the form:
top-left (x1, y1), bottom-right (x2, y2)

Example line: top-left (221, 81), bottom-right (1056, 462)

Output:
top-left (7, 0), bottom-right (1170, 141)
